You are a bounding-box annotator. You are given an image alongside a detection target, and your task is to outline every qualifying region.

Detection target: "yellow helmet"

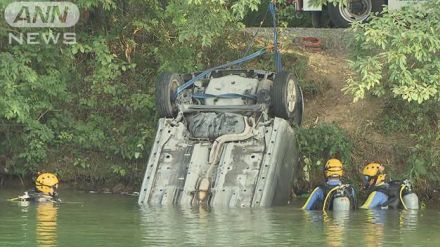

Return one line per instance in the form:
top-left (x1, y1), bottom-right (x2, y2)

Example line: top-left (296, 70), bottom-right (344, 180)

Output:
top-left (324, 159), bottom-right (343, 179)
top-left (362, 163), bottom-right (386, 189)
top-left (35, 173), bottom-right (59, 195)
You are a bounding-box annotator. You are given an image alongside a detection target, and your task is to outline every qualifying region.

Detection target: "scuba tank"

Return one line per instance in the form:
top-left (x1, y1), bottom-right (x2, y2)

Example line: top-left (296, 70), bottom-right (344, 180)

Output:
top-left (401, 180), bottom-right (419, 209)
top-left (333, 196), bottom-right (351, 211)
top-left (378, 179), bottom-right (419, 209)
top-left (403, 193), bottom-right (419, 209)
top-left (322, 184), bottom-right (355, 211)
top-left (332, 185), bottom-right (351, 211)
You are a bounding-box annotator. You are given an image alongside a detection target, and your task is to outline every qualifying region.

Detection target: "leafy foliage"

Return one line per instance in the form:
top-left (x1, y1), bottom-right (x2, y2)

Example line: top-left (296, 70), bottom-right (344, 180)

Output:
top-left (379, 99), bottom-right (438, 134)
top-left (406, 134), bottom-right (440, 183)
top-left (297, 123), bottom-right (353, 178)
top-left (377, 99), bottom-right (440, 185)
top-left (0, 0), bottom-right (261, 184)
top-left (243, 0), bottom-right (313, 28)
top-left (344, 1), bottom-right (440, 103)
top-left (309, 0), bottom-right (346, 7)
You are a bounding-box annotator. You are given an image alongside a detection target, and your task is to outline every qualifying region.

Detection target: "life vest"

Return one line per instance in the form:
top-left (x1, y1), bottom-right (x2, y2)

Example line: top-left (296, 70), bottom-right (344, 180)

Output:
top-left (374, 180), bottom-right (410, 209)
top-left (319, 183), bottom-right (356, 210)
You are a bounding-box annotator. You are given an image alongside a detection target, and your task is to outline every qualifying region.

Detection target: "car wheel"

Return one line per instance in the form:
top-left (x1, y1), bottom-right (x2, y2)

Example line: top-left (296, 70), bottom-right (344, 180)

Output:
top-left (272, 72), bottom-right (303, 126)
top-left (311, 8), bottom-right (331, 28)
top-left (155, 72), bottom-right (182, 118)
top-left (328, 0), bottom-right (384, 28)
top-left (311, 11), bottom-right (323, 28)
top-left (295, 83), bottom-right (304, 126)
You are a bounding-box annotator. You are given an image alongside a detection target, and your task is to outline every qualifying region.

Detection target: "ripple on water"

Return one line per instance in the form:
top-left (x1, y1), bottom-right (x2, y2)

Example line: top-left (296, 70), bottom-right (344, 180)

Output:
top-left (0, 191), bottom-right (440, 247)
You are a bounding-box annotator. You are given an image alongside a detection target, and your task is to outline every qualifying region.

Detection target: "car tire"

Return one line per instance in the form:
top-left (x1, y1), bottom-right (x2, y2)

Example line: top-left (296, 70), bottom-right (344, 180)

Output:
top-left (371, 0), bottom-right (386, 16)
top-left (295, 83), bottom-right (304, 126)
top-left (272, 72), bottom-right (303, 126)
top-left (311, 11), bottom-right (323, 28)
top-left (311, 8), bottom-right (331, 28)
top-left (155, 72), bottom-right (182, 118)
top-left (328, 0), bottom-right (384, 28)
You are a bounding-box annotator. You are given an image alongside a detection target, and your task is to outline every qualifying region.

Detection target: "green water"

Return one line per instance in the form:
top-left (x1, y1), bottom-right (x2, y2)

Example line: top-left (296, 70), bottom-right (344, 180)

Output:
top-left (1, 190), bottom-right (439, 247)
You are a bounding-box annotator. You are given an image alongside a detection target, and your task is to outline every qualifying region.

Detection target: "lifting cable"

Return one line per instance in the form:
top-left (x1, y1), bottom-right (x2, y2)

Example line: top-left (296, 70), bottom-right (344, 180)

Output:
top-left (269, 2), bottom-right (282, 73)
top-left (174, 48), bottom-right (266, 97)
top-left (174, 1), bottom-right (282, 99)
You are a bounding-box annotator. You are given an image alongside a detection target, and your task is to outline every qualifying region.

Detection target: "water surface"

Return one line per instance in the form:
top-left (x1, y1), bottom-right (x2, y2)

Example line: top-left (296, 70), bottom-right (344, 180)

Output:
top-left (0, 190), bottom-right (439, 246)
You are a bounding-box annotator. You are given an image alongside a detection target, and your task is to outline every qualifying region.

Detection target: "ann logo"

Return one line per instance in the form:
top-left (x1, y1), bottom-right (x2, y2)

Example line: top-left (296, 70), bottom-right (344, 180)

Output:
top-left (5, 2), bottom-right (79, 28)
top-left (14, 5), bottom-right (69, 24)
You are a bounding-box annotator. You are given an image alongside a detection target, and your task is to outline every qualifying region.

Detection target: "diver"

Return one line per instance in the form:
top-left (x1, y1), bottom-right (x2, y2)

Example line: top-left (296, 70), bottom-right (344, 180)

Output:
top-left (16, 172), bottom-right (61, 203)
top-left (360, 163), bottom-right (419, 209)
top-left (302, 159), bottom-right (356, 210)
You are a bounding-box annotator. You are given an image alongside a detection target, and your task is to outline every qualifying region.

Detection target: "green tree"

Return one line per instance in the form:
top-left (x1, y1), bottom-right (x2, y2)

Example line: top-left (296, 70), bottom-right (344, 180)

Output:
top-left (344, 0), bottom-right (440, 103)
top-left (0, 0), bottom-right (262, 182)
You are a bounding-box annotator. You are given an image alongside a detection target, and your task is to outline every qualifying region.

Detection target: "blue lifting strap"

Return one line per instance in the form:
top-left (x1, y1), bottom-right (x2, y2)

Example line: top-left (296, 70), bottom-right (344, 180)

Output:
top-left (174, 48), bottom-right (266, 98)
top-left (174, 2), bottom-right (281, 99)
top-left (269, 2), bottom-right (282, 73)
top-left (192, 93), bottom-right (257, 100)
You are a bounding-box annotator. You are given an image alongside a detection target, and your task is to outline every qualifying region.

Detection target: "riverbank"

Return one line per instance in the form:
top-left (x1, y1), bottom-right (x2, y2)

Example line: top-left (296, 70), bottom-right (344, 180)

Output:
top-left (272, 31), bottom-right (440, 205)
top-left (1, 27), bottom-right (439, 206)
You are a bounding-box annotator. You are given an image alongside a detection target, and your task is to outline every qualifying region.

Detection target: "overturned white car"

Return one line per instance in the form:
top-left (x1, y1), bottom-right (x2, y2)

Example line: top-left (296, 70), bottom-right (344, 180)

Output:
top-left (138, 68), bottom-right (303, 207)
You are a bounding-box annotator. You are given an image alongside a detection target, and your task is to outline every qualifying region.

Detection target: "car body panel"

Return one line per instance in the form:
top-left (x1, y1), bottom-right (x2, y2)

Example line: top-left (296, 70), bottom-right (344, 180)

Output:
top-left (138, 117), bottom-right (298, 207)
top-left (139, 70), bottom-right (300, 208)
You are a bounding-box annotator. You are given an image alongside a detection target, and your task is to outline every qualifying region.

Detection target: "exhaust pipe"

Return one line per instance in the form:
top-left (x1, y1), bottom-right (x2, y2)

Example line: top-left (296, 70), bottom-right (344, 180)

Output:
top-left (197, 117), bottom-right (255, 204)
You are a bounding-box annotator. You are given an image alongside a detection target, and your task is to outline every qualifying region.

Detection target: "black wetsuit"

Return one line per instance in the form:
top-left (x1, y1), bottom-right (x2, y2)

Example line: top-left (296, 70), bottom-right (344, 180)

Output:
top-left (20, 190), bottom-right (60, 203)
top-left (373, 180), bottom-right (412, 209)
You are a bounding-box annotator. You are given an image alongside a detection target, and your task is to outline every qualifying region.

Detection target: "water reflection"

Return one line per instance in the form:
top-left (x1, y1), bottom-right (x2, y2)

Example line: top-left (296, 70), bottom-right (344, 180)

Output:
top-left (36, 203), bottom-right (58, 247)
top-left (303, 210), bottom-right (324, 223)
top-left (324, 211), bottom-right (349, 247)
top-left (301, 209), bottom-right (352, 247)
top-left (399, 210), bottom-right (418, 230)
top-left (363, 210), bottom-right (386, 247)
top-left (138, 205), bottom-right (425, 246)
top-left (1, 190), bottom-right (437, 247)
top-left (139, 207), bottom-right (291, 246)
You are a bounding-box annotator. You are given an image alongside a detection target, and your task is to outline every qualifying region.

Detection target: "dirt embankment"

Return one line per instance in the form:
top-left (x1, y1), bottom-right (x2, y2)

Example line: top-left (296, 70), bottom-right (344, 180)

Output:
top-left (302, 51), bottom-right (389, 161)
top-left (298, 48), bottom-right (404, 163)
top-left (300, 49), bottom-right (440, 204)
top-left (301, 49), bottom-right (420, 168)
